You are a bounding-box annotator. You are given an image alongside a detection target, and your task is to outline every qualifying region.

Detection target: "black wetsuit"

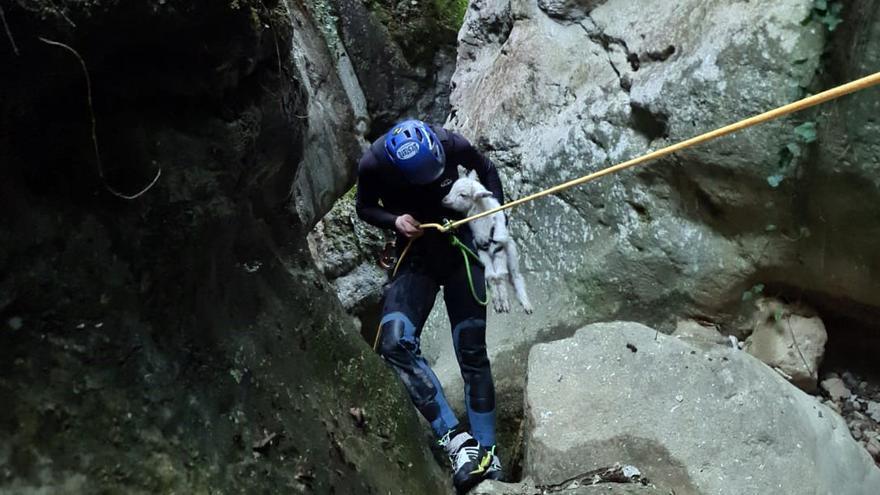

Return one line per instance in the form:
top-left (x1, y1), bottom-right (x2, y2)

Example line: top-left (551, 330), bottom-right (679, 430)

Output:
top-left (356, 127), bottom-right (503, 446)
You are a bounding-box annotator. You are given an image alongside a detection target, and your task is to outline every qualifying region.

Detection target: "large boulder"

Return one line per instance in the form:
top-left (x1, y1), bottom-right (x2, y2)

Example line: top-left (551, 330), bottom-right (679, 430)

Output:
top-left (307, 191), bottom-right (388, 334)
top-left (525, 321), bottom-right (880, 494)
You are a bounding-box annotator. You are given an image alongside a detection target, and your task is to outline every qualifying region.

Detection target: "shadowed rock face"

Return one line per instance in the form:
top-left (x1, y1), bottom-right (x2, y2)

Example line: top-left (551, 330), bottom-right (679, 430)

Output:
top-left (0, 1), bottom-right (447, 492)
top-left (333, 0), bottom-right (459, 133)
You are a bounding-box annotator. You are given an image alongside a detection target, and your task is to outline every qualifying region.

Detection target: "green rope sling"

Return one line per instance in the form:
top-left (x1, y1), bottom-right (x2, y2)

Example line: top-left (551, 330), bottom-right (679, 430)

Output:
top-left (449, 234), bottom-right (488, 307)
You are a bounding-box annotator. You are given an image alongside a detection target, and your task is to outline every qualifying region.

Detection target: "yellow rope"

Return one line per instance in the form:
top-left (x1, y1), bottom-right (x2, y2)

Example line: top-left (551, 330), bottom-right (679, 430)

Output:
top-left (372, 321), bottom-right (383, 352)
top-left (391, 238), bottom-right (414, 278)
top-left (419, 71), bottom-right (880, 233)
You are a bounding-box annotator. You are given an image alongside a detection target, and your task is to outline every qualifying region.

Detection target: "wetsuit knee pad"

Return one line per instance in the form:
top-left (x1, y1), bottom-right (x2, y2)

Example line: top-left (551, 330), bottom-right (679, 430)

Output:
top-left (377, 313), bottom-right (418, 359)
top-left (453, 318), bottom-right (489, 366)
top-left (453, 318), bottom-right (494, 412)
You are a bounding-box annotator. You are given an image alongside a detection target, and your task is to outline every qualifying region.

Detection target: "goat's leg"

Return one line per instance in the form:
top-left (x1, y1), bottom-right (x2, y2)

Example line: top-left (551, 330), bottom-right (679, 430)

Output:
top-left (478, 250), bottom-right (502, 312)
top-left (505, 241), bottom-right (532, 314)
top-left (492, 250), bottom-right (511, 312)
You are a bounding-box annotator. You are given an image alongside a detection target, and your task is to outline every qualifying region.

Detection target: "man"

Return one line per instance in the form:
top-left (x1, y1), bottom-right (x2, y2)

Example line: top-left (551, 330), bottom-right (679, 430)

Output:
top-left (356, 119), bottom-right (504, 493)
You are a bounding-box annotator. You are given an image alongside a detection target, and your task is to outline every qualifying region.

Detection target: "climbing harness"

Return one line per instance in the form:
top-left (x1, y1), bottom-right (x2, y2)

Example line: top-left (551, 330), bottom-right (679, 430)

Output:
top-left (417, 71), bottom-right (880, 233)
top-left (390, 232), bottom-right (488, 306)
top-left (390, 220), bottom-right (456, 278)
top-left (377, 239), bottom-right (396, 270)
top-left (373, 231), bottom-right (487, 352)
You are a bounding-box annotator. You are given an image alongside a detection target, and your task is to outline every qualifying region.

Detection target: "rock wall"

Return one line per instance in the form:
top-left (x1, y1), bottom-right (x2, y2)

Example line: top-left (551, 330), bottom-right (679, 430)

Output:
top-left (303, 0), bottom-right (468, 335)
top-left (307, 191), bottom-right (387, 338)
top-left (288, 0), bottom-right (367, 228)
top-left (0, 1), bottom-right (447, 492)
top-left (290, 0), bottom-right (463, 227)
top-left (334, 0), bottom-right (461, 131)
top-left (412, 0), bottom-right (880, 468)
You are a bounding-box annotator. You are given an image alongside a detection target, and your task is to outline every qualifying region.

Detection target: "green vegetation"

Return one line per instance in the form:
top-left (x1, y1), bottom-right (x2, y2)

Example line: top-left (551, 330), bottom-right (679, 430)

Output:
top-left (767, 121), bottom-right (818, 188)
top-left (806, 0), bottom-right (844, 32)
top-left (741, 283), bottom-right (765, 302)
top-left (437, 0), bottom-right (470, 32)
top-left (342, 184), bottom-right (358, 202)
top-left (365, 0), bottom-right (468, 66)
top-left (307, 0), bottom-right (343, 54)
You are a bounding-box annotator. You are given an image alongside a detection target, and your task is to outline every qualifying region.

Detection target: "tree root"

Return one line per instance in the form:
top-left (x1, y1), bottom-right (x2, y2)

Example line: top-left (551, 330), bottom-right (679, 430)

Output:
top-left (38, 37), bottom-right (162, 200)
top-left (786, 316), bottom-right (813, 378)
top-left (538, 463), bottom-right (648, 492)
top-left (1, 4), bottom-right (18, 56)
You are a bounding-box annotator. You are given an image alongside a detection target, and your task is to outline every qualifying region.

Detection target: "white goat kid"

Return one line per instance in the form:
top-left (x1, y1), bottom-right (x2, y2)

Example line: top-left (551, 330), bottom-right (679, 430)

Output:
top-left (441, 170), bottom-right (532, 314)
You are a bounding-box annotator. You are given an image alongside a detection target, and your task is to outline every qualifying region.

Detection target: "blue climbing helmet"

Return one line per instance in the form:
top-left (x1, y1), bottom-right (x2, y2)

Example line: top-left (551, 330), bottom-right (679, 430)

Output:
top-left (384, 119), bottom-right (446, 185)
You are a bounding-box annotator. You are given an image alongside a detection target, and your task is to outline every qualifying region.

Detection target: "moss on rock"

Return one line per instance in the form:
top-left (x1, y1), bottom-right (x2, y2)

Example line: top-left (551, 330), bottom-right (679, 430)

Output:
top-left (363, 0), bottom-right (465, 67)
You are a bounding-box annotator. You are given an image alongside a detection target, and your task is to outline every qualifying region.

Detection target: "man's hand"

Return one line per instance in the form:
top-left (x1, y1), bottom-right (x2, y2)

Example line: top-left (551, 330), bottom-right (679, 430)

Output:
top-left (394, 214), bottom-right (423, 239)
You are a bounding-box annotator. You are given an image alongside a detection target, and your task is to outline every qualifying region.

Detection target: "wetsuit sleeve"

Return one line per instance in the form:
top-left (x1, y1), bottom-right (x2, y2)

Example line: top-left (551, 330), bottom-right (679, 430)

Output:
top-left (356, 156), bottom-right (398, 230)
top-left (450, 132), bottom-right (505, 203)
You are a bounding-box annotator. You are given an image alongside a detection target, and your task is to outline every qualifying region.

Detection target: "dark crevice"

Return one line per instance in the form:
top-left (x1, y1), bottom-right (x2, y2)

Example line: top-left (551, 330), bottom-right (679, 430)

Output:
top-left (578, 18), bottom-right (677, 94)
top-left (629, 102), bottom-right (669, 141)
top-left (645, 45), bottom-right (676, 62)
top-left (578, 18), bottom-right (634, 92)
top-left (759, 283), bottom-right (880, 376)
top-left (691, 186), bottom-right (724, 220)
top-left (625, 200), bottom-right (651, 221)
top-left (626, 52), bottom-right (640, 71)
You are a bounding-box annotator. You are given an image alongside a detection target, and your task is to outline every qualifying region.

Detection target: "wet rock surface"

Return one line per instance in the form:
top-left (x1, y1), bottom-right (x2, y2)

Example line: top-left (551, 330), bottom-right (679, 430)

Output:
top-left (333, 0), bottom-right (460, 131)
top-left (4, 0), bottom-right (880, 492)
top-left (307, 191), bottom-right (389, 335)
top-left (289, 0), bottom-right (367, 228)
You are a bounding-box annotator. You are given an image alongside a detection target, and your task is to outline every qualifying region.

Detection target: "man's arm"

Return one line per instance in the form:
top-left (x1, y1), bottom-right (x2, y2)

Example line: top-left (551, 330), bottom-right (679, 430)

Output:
top-left (450, 132), bottom-right (505, 203)
top-left (355, 157), bottom-right (397, 230)
top-left (355, 156), bottom-right (423, 238)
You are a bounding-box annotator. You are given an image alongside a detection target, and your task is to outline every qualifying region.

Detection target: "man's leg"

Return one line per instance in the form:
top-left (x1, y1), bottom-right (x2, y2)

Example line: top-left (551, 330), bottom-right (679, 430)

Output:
top-left (442, 256), bottom-right (496, 448)
top-left (376, 267), bottom-right (459, 437)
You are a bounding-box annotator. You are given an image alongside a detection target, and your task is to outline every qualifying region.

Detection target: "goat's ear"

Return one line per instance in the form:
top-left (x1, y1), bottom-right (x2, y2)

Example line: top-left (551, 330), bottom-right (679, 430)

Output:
top-left (457, 165), bottom-right (468, 178)
top-left (467, 169), bottom-right (478, 181)
top-left (474, 191), bottom-right (493, 199)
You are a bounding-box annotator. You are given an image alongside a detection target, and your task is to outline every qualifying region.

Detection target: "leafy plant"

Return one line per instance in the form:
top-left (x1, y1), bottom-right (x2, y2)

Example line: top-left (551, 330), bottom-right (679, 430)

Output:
top-left (773, 306), bottom-right (784, 323)
top-left (742, 283), bottom-right (765, 302)
top-left (807, 0), bottom-right (844, 32)
top-left (767, 174), bottom-right (784, 188)
top-left (767, 121), bottom-right (817, 188)
top-left (793, 122), bottom-right (817, 143)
